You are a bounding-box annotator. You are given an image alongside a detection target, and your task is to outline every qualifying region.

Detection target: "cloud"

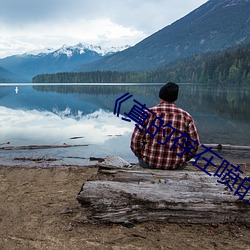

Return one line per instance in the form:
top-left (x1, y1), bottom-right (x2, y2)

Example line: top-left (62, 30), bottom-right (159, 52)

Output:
top-left (0, 18), bottom-right (145, 57)
top-left (0, 0), bottom-right (71, 25)
top-left (0, 0), bottom-right (208, 57)
top-left (0, 0), bottom-right (207, 31)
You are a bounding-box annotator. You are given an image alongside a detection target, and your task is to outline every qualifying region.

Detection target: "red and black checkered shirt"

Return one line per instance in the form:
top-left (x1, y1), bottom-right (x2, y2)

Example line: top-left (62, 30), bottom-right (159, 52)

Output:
top-left (130, 101), bottom-right (200, 169)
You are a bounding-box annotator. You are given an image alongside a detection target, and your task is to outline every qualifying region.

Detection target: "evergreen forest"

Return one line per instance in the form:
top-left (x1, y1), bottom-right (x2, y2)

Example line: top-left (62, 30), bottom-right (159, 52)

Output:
top-left (33, 43), bottom-right (250, 85)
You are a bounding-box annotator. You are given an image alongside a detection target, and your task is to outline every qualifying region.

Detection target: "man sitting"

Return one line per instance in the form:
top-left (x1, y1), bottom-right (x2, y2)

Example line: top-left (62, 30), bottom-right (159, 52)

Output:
top-left (130, 82), bottom-right (200, 170)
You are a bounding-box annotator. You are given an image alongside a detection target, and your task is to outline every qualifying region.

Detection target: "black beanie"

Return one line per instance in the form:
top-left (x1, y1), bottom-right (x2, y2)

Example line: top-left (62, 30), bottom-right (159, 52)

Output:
top-left (159, 82), bottom-right (179, 102)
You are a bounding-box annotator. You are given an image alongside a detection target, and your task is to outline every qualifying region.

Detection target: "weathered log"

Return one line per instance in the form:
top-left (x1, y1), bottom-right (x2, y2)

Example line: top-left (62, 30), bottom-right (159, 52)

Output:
top-left (202, 144), bottom-right (250, 151)
top-left (96, 155), bottom-right (132, 168)
top-left (14, 157), bottom-right (57, 162)
top-left (0, 144), bottom-right (88, 151)
top-left (77, 165), bottom-right (250, 225)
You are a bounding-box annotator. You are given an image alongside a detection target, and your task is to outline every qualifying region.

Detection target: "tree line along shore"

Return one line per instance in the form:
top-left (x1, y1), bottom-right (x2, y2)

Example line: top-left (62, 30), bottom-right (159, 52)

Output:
top-left (33, 43), bottom-right (250, 85)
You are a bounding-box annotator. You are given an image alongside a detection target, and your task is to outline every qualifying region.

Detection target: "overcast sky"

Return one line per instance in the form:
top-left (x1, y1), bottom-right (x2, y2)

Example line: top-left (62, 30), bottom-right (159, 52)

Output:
top-left (0, 0), bottom-right (208, 58)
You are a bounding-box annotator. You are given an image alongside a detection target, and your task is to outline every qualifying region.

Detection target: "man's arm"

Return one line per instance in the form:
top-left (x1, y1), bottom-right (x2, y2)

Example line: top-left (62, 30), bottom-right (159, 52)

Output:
top-left (130, 125), bottom-right (145, 158)
top-left (187, 118), bottom-right (200, 158)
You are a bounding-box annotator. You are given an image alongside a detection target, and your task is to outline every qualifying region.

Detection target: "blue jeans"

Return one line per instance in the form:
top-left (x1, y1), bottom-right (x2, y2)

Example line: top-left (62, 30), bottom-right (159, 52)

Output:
top-left (138, 158), bottom-right (188, 170)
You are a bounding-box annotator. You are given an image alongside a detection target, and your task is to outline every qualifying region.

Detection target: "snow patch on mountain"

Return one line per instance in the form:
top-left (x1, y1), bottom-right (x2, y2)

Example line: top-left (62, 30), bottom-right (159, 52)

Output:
top-left (25, 43), bottom-right (130, 59)
top-left (52, 43), bottom-right (130, 58)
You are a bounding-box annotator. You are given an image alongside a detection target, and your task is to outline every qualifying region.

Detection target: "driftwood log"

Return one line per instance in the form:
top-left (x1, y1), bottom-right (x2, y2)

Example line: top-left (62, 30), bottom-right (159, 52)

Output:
top-left (203, 144), bottom-right (250, 151)
top-left (77, 158), bottom-right (250, 225)
top-left (0, 144), bottom-right (88, 151)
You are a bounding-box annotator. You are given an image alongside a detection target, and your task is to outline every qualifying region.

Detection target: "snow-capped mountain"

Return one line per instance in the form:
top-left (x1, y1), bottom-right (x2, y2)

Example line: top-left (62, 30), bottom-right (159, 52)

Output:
top-left (0, 43), bottom-right (130, 81)
top-left (51, 43), bottom-right (130, 58)
top-left (29, 43), bottom-right (130, 58)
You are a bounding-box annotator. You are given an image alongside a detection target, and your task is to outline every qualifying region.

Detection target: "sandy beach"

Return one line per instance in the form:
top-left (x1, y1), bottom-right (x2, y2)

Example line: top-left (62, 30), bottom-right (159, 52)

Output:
top-left (0, 165), bottom-right (250, 250)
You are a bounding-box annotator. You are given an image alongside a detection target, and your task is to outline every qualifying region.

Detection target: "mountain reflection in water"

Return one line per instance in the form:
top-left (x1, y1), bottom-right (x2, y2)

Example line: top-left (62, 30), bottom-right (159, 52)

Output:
top-left (0, 83), bottom-right (249, 166)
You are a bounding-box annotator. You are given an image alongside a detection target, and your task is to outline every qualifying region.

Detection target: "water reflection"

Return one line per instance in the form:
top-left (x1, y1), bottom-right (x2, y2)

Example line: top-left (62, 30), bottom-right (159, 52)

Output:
top-left (0, 106), bottom-right (136, 166)
top-left (0, 83), bottom-right (250, 166)
top-left (32, 83), bottom-right (250, 122)
top-left (32, 83), bottom-right (250, 144)
top-left (0, 107), bottom-right (132, 145)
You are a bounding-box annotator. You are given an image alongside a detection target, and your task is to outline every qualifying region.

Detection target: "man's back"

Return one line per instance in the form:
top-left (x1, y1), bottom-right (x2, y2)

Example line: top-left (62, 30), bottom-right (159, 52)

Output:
top-left (130, 82), bottom-right (200, 170)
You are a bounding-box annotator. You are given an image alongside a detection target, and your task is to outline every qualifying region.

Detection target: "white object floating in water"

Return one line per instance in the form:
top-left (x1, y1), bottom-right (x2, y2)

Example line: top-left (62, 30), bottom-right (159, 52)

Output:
top-left (15, 86), bottom-right (18, 94)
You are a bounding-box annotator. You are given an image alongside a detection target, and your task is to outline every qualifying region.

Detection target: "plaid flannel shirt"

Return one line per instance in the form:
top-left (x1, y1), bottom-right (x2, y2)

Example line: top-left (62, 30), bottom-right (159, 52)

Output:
top-left (130, 101), bottom-right (200, 169)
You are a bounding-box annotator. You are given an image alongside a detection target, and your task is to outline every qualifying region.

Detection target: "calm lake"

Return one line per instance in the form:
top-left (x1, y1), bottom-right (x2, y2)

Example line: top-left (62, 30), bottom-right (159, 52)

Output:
top-left (0, 83), bottom-right (250, 167)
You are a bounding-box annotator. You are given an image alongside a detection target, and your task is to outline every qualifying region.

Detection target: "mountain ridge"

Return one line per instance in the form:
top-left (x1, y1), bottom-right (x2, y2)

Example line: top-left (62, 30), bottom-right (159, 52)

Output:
top-left (32, 42), bottom-right (250, 85)
top-left (0, 43), bottom-right (130, 81)
top-left (1, 0), bottom-right (249, 82)
top-left (0, 65), bottom-right (26, 83)
top-left (75, 0), bottom-right (250, 72)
